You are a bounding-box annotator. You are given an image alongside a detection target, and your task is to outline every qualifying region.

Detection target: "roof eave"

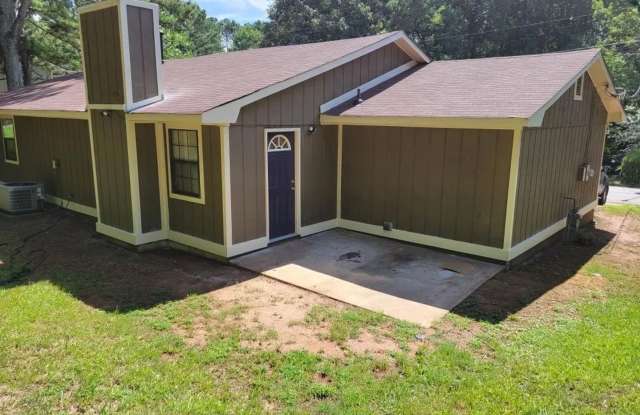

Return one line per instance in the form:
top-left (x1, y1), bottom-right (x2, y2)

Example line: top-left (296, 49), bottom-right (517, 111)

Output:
top-left (528, 51), bottom-right (625, 127)
top-left (320, 114), bottom-right (528, 130)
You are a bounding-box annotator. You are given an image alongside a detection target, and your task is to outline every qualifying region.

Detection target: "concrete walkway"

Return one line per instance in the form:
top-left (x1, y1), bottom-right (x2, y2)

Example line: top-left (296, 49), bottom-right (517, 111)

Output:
top-left (609, 186), bottom-right (640, 205)
top-left (233, 229), bottom-right (503, 327)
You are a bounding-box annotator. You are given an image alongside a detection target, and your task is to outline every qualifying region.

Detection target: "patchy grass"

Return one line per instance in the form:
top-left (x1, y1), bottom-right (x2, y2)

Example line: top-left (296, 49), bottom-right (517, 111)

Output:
top-left (602, 203), bottom-right (640, 216)
top-left (1, 208), bottom-right (640, 413)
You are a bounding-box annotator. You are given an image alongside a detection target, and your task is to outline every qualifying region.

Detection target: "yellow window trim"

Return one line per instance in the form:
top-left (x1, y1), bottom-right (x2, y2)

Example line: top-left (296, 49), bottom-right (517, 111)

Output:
top-left (164, 121), bottom-right (206, 205)
top-left (1, 116), bottom-right (19, 165)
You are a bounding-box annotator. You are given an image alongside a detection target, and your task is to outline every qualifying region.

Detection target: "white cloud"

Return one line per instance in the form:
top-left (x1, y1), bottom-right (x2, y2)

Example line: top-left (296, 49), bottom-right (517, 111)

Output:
top-left (195, 0), bottom-right (271, 22)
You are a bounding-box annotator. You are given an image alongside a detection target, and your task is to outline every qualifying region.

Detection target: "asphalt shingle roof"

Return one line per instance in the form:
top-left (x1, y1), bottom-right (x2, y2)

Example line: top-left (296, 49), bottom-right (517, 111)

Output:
top-left (0, 33), bottom-right (396, 114)
top-left (332, 48), bottom-right (601, 119)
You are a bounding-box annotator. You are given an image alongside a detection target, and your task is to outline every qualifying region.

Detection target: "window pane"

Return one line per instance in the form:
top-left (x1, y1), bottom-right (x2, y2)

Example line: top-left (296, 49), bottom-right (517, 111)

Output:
top-left (168, 128), bottom-right (201, 198)
top-left (1, 120), bottom-right (15, 139)
top-left (4, 138), bottom-right (17, 161)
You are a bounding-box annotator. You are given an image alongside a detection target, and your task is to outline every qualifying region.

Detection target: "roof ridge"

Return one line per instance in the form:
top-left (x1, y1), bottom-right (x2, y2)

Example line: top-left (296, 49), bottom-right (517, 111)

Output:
top-left (433, 47), bottom-right (600, 63)
top-left (166, 31), bottom-right (399, 63)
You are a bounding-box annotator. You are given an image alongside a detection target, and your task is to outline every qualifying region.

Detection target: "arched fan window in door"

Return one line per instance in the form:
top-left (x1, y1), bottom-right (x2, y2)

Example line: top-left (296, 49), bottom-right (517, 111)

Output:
top-left (267, 134), bottom-right (292, 152)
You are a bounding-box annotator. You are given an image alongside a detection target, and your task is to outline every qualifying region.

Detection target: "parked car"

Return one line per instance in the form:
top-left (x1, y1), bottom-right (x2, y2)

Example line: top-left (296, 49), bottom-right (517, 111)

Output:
top-left (598, 166), bottom-right (609, 205)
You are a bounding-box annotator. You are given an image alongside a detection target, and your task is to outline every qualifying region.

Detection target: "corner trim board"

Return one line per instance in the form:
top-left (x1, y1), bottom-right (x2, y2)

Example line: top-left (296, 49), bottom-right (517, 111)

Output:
top-left (503, 127), bottom-right (522, 249)
top-left (508, 200), bottom-right (597, 260)
top-left (220, 125), bottom-right (233, 246)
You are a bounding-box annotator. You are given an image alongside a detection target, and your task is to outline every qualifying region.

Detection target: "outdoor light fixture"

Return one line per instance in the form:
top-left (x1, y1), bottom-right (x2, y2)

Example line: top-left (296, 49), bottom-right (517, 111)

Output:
top-left (307, 125), bottom-right (316, 134)
top-left (101, 110), bottom-right (111, 117)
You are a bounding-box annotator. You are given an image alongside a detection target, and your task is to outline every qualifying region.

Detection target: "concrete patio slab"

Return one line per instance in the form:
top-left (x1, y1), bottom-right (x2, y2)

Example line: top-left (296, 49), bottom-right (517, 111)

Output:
top-left (233, 229), bottom-right (504, 327)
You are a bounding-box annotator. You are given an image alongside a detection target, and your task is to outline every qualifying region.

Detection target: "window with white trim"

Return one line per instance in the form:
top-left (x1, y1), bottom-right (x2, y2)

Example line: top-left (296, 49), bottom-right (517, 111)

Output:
top-left (574, 74), bottom-right (585, 101)
top-left (168, 128), bottom-right (201, 198)
top-left (1, 119), bottom-right (18, 163)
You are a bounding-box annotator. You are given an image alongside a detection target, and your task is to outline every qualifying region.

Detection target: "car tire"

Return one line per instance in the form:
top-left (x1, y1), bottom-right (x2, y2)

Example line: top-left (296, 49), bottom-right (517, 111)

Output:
top-left (598, 185), bottom-right (609, 205)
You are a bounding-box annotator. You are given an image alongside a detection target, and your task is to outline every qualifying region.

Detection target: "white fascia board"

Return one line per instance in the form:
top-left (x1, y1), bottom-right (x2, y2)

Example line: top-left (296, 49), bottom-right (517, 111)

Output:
top-left (320, 61), bottom-right (417, 113)
top-left (202, 31), bottom-right (428, 125)
top-left (527, 52), bottom-right (624, 127)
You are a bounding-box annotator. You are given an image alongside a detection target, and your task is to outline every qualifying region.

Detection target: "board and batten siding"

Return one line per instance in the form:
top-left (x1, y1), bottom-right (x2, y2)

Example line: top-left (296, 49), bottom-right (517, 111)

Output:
top-left (512, 74), bottom-right (608, 246)
top-left (80, 6), bottom-right (125, 105)
top-left (229, 43), bottom-right (412, 243)
top-left (91, 110), bottom-right (133, 232)
top-left (0, 117), bottom-right (95, 208)
top-left (135, 124), bottom-right (162, 233)
top-left (167, 125), bottom-right (224, 244)
top-left (341, 126), bottom-right (513, 248)
top-left (127, 5), bottom-right (158, 103)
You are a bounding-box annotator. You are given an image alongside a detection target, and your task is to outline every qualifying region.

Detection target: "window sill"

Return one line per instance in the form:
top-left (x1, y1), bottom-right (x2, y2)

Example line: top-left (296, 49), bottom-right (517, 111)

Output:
top-left (4, 159), bottom-right (19, 165)
top-left (169, 192), bottom-right (205, 205)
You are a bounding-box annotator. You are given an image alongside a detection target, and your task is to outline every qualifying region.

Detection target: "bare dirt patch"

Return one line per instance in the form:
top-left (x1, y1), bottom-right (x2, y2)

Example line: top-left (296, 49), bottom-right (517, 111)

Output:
top-left (172, 276), bottom-right (421, 358)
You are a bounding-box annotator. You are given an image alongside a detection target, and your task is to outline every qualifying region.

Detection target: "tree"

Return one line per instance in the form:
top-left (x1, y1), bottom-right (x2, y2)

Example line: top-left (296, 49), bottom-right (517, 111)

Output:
top-left (0, 0), bottom-right (32, 90)
top-left (155, 0), bottom-right (222, 58)
top-left (24, 0), bottom-right (81, 78)
top-left (233, 22), bottom-right (264, 51)
top-left (261, 0), bottom-right (386, 47)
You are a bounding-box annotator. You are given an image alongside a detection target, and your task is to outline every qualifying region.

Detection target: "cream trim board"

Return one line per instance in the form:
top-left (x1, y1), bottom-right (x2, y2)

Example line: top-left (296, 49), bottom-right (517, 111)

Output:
top-left (168, 230), bottom-right (226, 257)
top-left (336, 124), bottom-right (343, 219)
top-left (220, 125), bottom-right (233, 247)
top-left (321, 114), bottom-right (528, 130)
top-left (0, 110), bottom-right (89, 120)
top-left (1, 115), bottom-right (19, 165)
top-left (320, 61), bottom-right (417, 113)
top-left (45, 195), bottom-right (97, 217)
top-left (226, 237), bottom-right (269, 257)
top-left (88, 104), bottom-right (126, 111)
top-left (202, 31), bottom-right (428, 124)
top-left (503, 127), bottom-right (521, 249)
top-left (155, 122), bottom-right (170, 234)
top-left (300, 219), bottom-right (337, 237)
top-left (164, 121), bottom-right (206, 205)
top-left (96, 222), bottom-right (138, 245)
top-left (508, 200), bottom-right (597, 260)
top-left (338, 218), bottom-right (509, 261)
top-left (264, 128), bottom-right (302, 241)
top-left (528, 54), bottom-right (625, 127)
top-left (86, 109), bottom-right (102, 222)
top-left (129, 113), bottom-right (202, 124)
top-left (126, 116), bottom-right (143, 234)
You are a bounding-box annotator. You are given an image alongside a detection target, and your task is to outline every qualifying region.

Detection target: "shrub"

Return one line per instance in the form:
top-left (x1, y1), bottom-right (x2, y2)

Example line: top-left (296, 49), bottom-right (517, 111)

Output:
top-left (620, 148), bottom-right (640, 186)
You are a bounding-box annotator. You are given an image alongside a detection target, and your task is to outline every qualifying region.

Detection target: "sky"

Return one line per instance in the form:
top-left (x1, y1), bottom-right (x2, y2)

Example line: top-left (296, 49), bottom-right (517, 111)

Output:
top-left (194, 0), bottom-right (271, 23)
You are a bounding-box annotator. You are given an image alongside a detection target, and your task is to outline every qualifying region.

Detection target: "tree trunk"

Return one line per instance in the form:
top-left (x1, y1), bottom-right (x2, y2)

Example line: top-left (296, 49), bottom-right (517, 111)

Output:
top-left (1, 36), bottom-right (24, 89)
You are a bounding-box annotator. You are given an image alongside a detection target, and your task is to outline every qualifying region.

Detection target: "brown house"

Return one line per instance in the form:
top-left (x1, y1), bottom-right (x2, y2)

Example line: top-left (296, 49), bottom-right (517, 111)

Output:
top-left (0, 0), bottom-right (625, 262)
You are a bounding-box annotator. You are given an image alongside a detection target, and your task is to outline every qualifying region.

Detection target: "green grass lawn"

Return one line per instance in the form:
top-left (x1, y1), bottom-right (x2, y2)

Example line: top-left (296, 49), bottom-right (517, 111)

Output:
top-left (1, 210), bottom-right (640, 413)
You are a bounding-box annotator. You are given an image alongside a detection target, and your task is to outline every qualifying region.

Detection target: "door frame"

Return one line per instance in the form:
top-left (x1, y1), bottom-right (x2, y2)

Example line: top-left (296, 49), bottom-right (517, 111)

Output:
top-left (264, 127), bottom-right (301, 242)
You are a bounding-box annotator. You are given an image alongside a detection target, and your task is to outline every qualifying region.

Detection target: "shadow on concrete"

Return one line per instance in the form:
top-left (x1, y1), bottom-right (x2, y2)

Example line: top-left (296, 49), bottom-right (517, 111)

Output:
top-left (452, 226), bottom-right (616, 323)
top-left (0, 207), bottom-right (255, 312)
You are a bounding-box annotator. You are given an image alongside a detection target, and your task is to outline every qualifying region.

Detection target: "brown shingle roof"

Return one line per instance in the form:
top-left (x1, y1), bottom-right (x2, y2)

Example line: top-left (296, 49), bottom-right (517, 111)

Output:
top-left (136, 32), bottom-right (396, 114)
top-left (332, 48), bottom-right (602, 119)
top-left (0, 33), bottom-right (397, 114)
top-left (0, 73), bottom-right (85, 112)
